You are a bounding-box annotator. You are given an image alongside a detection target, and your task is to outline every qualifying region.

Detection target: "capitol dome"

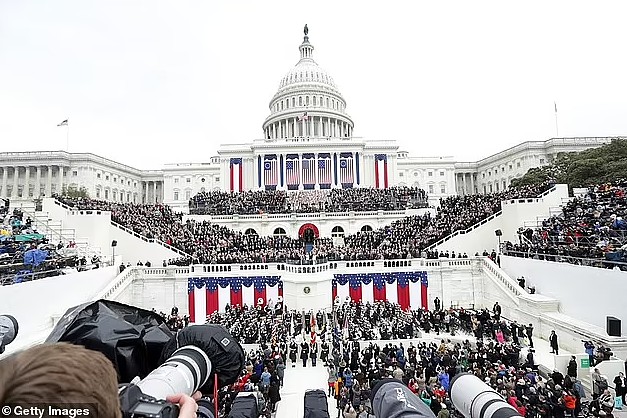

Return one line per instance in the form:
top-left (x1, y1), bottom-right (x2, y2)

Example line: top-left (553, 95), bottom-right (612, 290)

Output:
top-left (277, 59), bottom-right (339, 92)
top-left (262, 26), bottom-right (354, 141)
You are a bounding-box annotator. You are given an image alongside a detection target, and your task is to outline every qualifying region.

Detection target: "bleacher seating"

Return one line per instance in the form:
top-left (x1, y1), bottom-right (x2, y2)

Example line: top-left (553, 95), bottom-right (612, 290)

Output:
top-left (0, 206), bottom-right (89, 285)
top-left (188, 187), bottom-right (428, 215)
top-left (56, 183), bottom-right (552, 266)
top-left (505, 181), bottom-right (627, 268)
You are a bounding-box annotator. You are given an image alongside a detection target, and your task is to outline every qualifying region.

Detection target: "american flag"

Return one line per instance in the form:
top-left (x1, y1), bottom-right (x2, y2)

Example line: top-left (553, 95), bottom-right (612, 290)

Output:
top-left (318, 159), bottom-right (332, 185)
top-left (302, 158), bottom-right (316, 185)
top-left (299, 112), bottom-right (308, 121)
top-left (286, 159), bottom-right (299, 186)
top-left (264, 159), bottom-right (278, 186)
top-left (340, 158), bottom-right (354, 184)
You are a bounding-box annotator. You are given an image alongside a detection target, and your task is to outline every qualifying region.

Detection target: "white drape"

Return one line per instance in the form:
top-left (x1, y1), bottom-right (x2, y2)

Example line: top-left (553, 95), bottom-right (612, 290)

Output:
top-left (193, 286), bottom-right (206, 324)
top-left (242, 284), bottom-right (255, 307)
top-left (409, 280), bottom-right (422, 310)
top-left (386, 281), bottom-right (398, 305)
top-left (362, 281), bottom-right (374, 304)
top-left (218, 285), bottom-right (231, 313)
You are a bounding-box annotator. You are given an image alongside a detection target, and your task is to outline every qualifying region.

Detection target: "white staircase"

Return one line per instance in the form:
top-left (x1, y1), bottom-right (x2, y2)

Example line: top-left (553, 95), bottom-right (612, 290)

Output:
top-left (9, 200), bottom-right (103, 260)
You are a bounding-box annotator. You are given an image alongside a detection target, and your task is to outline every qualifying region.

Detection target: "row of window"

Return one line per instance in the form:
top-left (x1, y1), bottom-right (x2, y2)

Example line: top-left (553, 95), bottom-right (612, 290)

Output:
top-left (398, 170), bottom-right (446, 178)
top-left (273, 95), bottom-right (344, 113)
top-left (95, 172), bottom-right (139, 188)
top-left (94, 188), bottom-right (139, 203)
top-left (481, 157), bottom-right (546, 179)
top-left (172, 177), bottom-right (219, 184)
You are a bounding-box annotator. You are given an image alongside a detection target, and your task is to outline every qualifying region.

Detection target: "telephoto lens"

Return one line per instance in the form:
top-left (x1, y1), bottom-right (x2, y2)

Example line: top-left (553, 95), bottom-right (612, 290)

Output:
top-left (0, 314), bottom-right (19, 354)
top-left (450, 373), bottom-right (521, 418)
top-left (136, 345), bottom-right (211, 400)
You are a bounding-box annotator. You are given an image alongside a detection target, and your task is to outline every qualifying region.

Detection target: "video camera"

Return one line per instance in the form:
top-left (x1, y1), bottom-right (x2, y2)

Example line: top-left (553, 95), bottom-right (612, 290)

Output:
top-left (118, 325), bottom-right (245, 418)
top-left (0, 314), bottom-right (19, 354)
top-left (451, 373), bottom-right (522, 418)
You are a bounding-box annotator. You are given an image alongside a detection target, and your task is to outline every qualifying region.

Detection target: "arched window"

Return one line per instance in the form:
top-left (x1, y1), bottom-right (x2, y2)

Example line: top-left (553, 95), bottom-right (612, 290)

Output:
top-left (273, 227), bottom-right (286, 237)
top-left (244, 228), bottom-right (258, 236)
top-left (292, 97), bottom-right (295, 107)
top-left (313, 96), bottom-right (317, 106)
top-left (326, 98), bottom-right (329, 107)
top-left (299, 96), bottom-right (302, 106)
top-left (360, 225), bottom-right (373, 232)
top-left (331, 226), bottom-right (345, 237)
top-left (305, 96), bottom-right (310, 106)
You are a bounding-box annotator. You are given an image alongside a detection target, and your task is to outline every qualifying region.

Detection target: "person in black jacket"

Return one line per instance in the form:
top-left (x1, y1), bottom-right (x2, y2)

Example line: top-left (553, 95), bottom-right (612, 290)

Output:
top-left (267, 381), bottom-right (281, 413)
top-left (550, 330), bottom-right (559, 355)
top-left (301, 341), bottom-right (309, 367)
top-left (614, 372), bottom-right (626, 404)
top-left (567, 356), bottom-right (578, 378)
top-left (310, 341), bottom-right (318, 367)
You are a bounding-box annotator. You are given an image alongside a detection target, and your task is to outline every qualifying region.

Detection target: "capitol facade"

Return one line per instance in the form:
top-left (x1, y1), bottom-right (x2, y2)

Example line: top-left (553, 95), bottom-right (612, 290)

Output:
top-left (0, 28), bottom-right (616, 211)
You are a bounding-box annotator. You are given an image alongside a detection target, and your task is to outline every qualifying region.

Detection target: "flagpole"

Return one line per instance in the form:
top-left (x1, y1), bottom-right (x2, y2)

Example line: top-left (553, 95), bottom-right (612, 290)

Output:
top-left (554, 102), bottom-right (559, 138)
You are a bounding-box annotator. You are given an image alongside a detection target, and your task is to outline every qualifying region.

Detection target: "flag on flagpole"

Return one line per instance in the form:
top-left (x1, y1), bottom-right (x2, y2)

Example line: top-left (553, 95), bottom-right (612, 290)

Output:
top-left (554, 102), bottom-right (557, 113)
top-left (57, 119), bottom-right (68, 126)
top-left (299, 112), bottom-right (308, 121)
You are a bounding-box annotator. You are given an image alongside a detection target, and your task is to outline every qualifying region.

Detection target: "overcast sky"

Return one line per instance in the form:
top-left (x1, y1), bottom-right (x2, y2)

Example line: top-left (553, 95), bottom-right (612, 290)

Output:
top-left (1, 1), bottom-right (626, 169)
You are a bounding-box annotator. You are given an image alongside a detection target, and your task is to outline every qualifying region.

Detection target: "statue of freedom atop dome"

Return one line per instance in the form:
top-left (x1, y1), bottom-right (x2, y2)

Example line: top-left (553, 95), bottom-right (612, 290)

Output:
top-left (304, 24), bottom-right (308, 36)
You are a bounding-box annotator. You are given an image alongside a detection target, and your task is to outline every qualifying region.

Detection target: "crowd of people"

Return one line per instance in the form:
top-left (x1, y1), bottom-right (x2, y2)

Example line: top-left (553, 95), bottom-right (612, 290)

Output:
top-left (188, 187), bottom-right (428, 215)
top-left (504, 182), bottom-right (627, 270)
top-left (190, 296), bottom-right (626, 418)
top-left (56, 183), bottom-right (553, 266)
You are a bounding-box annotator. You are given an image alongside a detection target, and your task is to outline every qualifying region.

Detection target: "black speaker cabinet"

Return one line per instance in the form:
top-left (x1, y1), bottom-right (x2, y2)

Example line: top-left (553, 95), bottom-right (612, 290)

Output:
top-left (607, 316), bottom-right (621, 337)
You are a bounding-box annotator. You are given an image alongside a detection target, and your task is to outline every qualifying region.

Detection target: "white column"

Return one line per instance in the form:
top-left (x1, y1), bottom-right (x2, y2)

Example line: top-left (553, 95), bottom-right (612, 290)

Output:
top-left (330, 153), bottom-right (336, 189)
top-left (153, 182), bottom-right (157, 203)
top-left (24, 166), bottom-right (30, 198)
top-left (11, 167), bottom-right (19, 198)
top-left (335, 119), bottom-right (339, 138)
top-left (282, 154), bottom-right (287, 190)
top-left (310, 116), bottom-right (314, 137)
top-left (272, 123), bottom-right (276, 139)
top-left (35, 166), bottom-right (41, 197)
top-left (56, 166), bottom-right (63, 194)
top-left (45, 166), bottom-right (52, 197)
top-left (1, 168), bottom-right (7, 198)
top-left (351, 152), bottom-right (356, 184)
top-left (298, 153), bottom-right (303, 189)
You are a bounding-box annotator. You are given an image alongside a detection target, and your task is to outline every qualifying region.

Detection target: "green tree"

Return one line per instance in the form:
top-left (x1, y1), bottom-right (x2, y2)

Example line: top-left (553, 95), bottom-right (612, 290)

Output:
top-left (510, 138), bottom-right (627, 190)
top-left (61, 185), bottom-right (89, 199)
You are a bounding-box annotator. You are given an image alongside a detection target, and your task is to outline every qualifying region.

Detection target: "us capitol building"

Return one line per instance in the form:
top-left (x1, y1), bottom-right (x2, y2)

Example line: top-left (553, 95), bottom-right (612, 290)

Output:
top-left (0, 27), bottom-right (614, 211)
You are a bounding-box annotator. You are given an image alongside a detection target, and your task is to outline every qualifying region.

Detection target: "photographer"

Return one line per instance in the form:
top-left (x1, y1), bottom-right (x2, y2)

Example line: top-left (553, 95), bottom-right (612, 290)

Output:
top-left (0, 343), bottom-right (199, 418)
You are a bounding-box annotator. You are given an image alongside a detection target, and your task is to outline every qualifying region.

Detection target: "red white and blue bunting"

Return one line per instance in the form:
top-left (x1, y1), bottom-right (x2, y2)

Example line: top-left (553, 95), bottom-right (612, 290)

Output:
top-left (332, 272), bottom-right (428, 311)
top-left (187, 276), bottom-right (283, 323)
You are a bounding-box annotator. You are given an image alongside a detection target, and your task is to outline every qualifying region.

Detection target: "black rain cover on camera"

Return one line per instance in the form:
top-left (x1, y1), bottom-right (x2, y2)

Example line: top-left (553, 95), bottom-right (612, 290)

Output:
top-left (159, 325), bottom-right (245, 393)
top-left (303, 389), bottom-right (330, 418)
top-left (228, 394), bottom-right (259, 418)
top-left (46, 299), bottom-right (174, 383)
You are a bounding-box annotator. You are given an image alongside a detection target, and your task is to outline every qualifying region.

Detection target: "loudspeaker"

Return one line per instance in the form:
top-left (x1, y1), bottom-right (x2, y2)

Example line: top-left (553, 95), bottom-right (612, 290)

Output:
top-left (607, 316), bottom-right (621, 337)
top-left (111, 240), bottom-right (118, 247)
top-left (495, 229), bottom-right (503, 237)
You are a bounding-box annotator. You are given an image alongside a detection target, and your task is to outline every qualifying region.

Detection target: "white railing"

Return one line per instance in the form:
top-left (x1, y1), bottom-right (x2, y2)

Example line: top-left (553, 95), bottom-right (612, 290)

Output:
top-left (188, 209), bottom-right (418, 222)
top-left (92, 266), bottom-right (139, 300)
top-left (109, 221), bottom-right (188, 257)
top-left (480, 257), bottom-right (523, 303)
top-left (427, 211), bottom-right (503, 250)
